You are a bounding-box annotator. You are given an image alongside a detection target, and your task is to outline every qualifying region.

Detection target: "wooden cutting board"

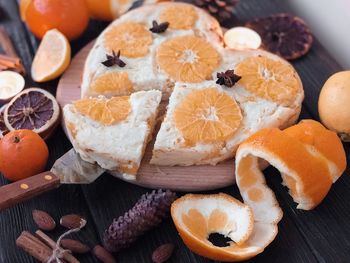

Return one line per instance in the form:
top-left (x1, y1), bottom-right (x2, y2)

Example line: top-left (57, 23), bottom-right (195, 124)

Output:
top-left (56, 41), bottom-right (236, 191)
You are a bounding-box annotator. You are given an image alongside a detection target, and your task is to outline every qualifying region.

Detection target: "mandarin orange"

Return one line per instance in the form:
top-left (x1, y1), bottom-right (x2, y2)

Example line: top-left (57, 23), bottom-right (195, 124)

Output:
top-left (0, 130), bottom-right (49, 181)
top-left (23, 0), bottom-right (89, 40)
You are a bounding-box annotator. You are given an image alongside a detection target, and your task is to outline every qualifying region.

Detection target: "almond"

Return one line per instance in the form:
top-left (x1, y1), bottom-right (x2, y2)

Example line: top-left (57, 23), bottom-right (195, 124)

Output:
top-left (32, 210), bottom-right (56, 231)
top-left (60, 239), bottom-right (90, 254)
top-left (60, 214), bottom-right (86, 229)
top-left (93, 245), bottom-right (116, 263)
top-left (152, 243), bottom-right (175, 263)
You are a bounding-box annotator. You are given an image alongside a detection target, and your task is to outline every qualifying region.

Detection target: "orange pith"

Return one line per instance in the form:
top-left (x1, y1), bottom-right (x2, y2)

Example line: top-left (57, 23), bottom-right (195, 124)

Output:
top-left (73, 96), bottom-right (130, 125)
top-left (235, 56), bottom-right (301, 106)
top-left (159, 5), bottom-right (198, 30)
top-left (156, 35), bottom-right (220, 83)
top-left (174, 88), bottom-right (242, 145)
top-left (103, 22), bottom-right (153, 58)
top-left (89, 72), bottom-right (134, 96)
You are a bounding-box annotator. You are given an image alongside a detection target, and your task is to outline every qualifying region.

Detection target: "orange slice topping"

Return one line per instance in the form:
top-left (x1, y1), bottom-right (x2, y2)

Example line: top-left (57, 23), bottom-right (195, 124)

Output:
top-left (103, 22), bottom-right (152, 58)
top-left (159, 5), bottom-right (198, 30)
top-left (156, 36), bottom-right (220, 83)
top-left (174, 88), bottom-right (242, 144)
top-left (89, 72), bottom-right (134, 97)
top-left (235, 56), bottom-right (301, 106)
top-left (73, 96), bottom-right (130, 125)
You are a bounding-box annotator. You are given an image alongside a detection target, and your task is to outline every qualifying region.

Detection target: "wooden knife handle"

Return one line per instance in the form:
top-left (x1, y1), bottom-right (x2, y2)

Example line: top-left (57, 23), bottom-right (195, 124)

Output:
top-left (0, 171), bottom-right (60, 211)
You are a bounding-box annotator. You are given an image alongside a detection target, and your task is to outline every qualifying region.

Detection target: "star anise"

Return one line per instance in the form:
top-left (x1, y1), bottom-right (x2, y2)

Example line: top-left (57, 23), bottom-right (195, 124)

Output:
top-left (149, 20), bottom-right (169, 34)
top-left (216, 70), bottom-right (241, 87)
top-left (101, 50), bottom-right (126, 68)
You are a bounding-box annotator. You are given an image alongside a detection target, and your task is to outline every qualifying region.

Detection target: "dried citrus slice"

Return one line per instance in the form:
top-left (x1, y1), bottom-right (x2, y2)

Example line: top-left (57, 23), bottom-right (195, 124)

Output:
top-left (31, 29), bottom-right (71, 82)
top-left (4, 88), bottom-right (60, 139)
top-left (89, 72), bottom-right (134, 97)
top-left (171, 193), bottom-right (272, 262)
top-left (174, 88), bottom-right (242, 144)
top-left (103, 22), bottom-right (152, 58)
top-left (159, 4), bottom-right (198, 30)
top-left (156, 36), bottom-right (220, 83)
top-left (73, 96), bottom-right (130, 125)
top-left (235, 56), bottom-right (301, 106)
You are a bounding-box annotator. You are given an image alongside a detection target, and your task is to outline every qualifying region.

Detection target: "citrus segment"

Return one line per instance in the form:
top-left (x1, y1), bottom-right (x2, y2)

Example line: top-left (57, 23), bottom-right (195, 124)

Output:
top-left (31, 29), bottom-right (71, 82)
top-left (173, 88), bottom-right (242, 144)
top-left (235, 56), bottom-right (301, 106)
top-left (159, 5), bottom-right (198, 30)
top-left (103, 22), bottom-right (152, 58)
top-left (73, 96), bottom-right (130, 125)
top-left (89, 72), bottom-right (134, 96)
top-left (156, 36), bottom-right (220, 83)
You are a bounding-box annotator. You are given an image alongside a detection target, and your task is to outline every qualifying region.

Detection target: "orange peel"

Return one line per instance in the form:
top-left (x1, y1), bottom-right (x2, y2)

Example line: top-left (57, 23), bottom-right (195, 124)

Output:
top-left (171, 120), bottom-right (346, 261)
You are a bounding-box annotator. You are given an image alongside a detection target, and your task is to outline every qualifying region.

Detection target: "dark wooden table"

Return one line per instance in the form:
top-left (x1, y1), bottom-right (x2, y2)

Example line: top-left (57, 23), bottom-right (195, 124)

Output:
top-left (1, 0), bottom-right (350, 262)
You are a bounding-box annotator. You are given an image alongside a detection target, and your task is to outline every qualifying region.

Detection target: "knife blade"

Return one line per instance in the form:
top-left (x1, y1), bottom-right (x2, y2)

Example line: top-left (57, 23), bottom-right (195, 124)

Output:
top-left (0, 149), bottom-right (106, 211)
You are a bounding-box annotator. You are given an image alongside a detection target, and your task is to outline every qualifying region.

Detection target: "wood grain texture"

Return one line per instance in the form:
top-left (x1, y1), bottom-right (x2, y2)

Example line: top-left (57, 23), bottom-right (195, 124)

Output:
top-left (56, 42), bottom-right (237, 191)
top-left (0, 0), bottom-right (349, 262)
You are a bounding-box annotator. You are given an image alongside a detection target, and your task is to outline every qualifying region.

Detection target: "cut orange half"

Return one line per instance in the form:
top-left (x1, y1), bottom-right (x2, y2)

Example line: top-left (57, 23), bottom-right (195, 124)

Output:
top-left (31, 29), bottom-right (71, 82)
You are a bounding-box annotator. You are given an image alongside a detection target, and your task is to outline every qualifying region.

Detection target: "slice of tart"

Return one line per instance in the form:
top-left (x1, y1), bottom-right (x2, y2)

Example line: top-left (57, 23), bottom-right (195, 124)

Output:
top-left (63, 90), bottom-right (161, 179)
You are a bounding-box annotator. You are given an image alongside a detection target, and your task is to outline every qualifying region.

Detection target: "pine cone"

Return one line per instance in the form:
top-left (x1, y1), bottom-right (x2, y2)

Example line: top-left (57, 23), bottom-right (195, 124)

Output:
top-left (192, 0), bottom-right (239, 23)
top-left (103, 189), bottom-right (177, 252)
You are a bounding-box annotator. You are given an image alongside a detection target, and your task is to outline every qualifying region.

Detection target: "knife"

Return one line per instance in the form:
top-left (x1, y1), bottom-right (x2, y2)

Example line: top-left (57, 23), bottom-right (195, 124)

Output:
top-left (0, 149), bottom-right (106, 211)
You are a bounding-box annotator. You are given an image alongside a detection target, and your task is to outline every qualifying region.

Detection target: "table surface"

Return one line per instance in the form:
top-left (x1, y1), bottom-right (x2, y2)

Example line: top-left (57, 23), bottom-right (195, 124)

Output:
top-left (1, 0), bottom-right (350, 263)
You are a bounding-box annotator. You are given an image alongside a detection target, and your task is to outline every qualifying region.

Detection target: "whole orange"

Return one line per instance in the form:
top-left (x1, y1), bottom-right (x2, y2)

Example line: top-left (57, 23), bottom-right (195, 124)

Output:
top-left (22, 0), bottom-right (89, 40)
top-left (0, 130), bottom-right (49, 182)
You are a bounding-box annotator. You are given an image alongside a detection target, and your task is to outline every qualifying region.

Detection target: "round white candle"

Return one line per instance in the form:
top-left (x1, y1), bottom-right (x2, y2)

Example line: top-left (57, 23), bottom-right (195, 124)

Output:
top-left (224, 27), bottom-right (262, 50)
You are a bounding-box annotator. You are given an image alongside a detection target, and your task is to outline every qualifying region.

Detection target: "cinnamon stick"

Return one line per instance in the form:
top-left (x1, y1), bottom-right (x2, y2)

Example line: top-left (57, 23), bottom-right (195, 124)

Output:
top-left (16, 231), bottom-right (52, 262)
top-left (35, 230), bottom-right (80, 263)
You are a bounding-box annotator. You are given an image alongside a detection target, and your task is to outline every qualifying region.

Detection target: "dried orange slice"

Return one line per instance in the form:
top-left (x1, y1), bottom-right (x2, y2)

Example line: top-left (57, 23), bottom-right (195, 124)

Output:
top-left (171, 193), bottom-right (275, 262)
top-left (89, 72), bottom-right (134, 97)
top-left (159, 4), bottom-right (198, 30)
top-left (235, 56), bottom-right (301, 106)
top-left (31, 29), bottom-right (71, 82)
top-left (73, 96), bottom-right (130, 125)
top-left (173, 88), bottom-right (242, 144)
top-left (156, 36), bottom-right (220, 83)
top-left (103, 22), bottom-right (152, 58)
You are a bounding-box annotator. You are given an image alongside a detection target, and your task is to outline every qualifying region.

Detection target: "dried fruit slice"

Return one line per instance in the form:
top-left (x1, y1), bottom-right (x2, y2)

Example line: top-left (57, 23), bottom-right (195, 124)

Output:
top-left (159, 4), bottom-right (198, 30)
top-left (31, 29), bottom-right (71, 82)
top-left (174, 88), bottom-right (242, 145)
top-left (0, 71), bottom-right (25, 103)
top-left (88, 72), bottom-right (134, 97)
top-left (171, 193), bottom-right (262, 262)
top-left (246, 13), bottom-right (313, 60)
top-left (235, 56), bottom-right (301, 106)
top-left (156, 35), bottom-right (220, 83)
top-left (103, 22), bottom-right (152, 58)
top-left (4, 88), bottom-right (60, 139)
top-left (73, 96), bottom-right (130, 125)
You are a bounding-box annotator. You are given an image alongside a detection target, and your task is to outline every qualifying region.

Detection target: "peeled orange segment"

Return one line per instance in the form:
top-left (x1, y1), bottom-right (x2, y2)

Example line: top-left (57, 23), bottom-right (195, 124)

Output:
top-left (31, 29), bottom-right (71, 82)
top-left (73, 96), bottom-right (131, 125)
top-left (171, 193), bottom-right (278, 262)
top-left (88, 72), bottom-right (134, 97)
top-left (159, 5), bottom-right (198, 30)
top-left (156, 35), bottom-right (220, 83)
top-left (103, 22), bottom-right (152, 58)
top-left (236, 119), bottom-right (346, 214)
top-left (173, 88), bottom-right (242, 145)
top-left (235, 56), bottom-right (301, 106)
